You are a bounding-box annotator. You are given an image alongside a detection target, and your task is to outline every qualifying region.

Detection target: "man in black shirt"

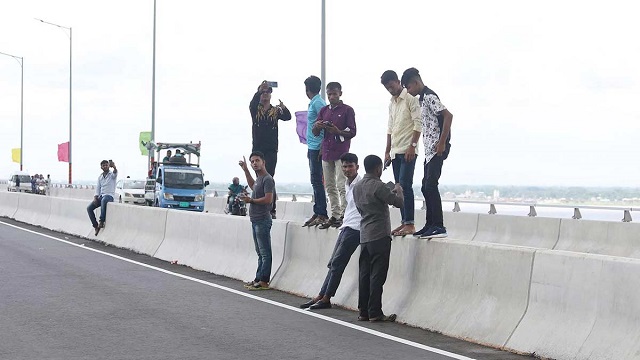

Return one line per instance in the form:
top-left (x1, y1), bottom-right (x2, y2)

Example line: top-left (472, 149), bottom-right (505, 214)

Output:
top-left (250, 80), bottom-right (291, 218)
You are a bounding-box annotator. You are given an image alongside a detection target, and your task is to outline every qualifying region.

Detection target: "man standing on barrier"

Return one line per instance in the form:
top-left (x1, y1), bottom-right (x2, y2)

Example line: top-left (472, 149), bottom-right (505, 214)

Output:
top-left (300, 152), bottom-right (361, 310)
top-left (87, 160), bottom-right (118, 236)
top-left (238, 152), bottom-right (275, 291)
top-left (353, 155), bottom-right (403, 322)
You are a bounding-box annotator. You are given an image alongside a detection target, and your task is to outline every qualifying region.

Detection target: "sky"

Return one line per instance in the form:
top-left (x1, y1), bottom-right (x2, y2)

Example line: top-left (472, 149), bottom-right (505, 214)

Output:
top-left (0, 0), bottom-right (639, 187)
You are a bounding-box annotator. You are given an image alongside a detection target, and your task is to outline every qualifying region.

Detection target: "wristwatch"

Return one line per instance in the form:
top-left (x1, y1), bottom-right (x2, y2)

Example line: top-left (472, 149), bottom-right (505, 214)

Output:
top-left (411, 142), bottom-right (418, 148)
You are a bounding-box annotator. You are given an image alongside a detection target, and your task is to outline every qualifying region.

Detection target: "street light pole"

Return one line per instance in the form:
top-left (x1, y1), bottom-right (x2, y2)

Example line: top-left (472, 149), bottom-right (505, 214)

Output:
top-left (151, 0), bottom-right (157, 168)
top-left (36, 19), bottom-right (72, 185)
top-left (320, 0), bottom-right (326, 100)
top-left (0, 51), bottom-right (24, 171)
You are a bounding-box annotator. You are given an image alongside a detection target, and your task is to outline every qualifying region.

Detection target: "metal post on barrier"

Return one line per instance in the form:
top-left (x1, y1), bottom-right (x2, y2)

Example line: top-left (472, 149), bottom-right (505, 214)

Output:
top-left (452, 201), bottom-right (460, 212)
top-left (489, 203), bottom-right (497, 215)
top-left (528, 205), bottom-right (537, 217)
top-left (572, 208), bottom-right (582, 220)
top-left (292, 194), bottom-right (297, 202)
top-left (623, 209), bottom-right (632, 222)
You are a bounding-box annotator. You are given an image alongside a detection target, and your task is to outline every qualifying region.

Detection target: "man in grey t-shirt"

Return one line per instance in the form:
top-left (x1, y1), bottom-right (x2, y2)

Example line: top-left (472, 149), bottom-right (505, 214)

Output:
top-left (239, 151), bottom-right (275, 290)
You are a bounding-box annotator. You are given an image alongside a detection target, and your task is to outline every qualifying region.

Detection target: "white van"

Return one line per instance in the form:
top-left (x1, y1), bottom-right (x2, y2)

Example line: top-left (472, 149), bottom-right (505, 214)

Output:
top-left (8, 171), bottom-right (33, 193)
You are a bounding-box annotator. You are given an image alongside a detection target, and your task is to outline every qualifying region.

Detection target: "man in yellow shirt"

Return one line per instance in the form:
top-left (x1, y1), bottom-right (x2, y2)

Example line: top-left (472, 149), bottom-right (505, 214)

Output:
top-left (381, 70), bottom-right (421, 237)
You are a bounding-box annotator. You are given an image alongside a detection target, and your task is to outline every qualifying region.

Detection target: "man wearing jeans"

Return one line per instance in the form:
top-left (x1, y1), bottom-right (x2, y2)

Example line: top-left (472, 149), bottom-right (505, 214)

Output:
top-left (302, 75), bottom-right (329, 227)
top-left (401, 67), bottom-right (453, 239)
top-left (381, 70), bottom-right (421, 237)
top-left (238, 151), bottom-right (275, 290)
top-left (300, 153), bottom-right (361, 310)
top-left (313, 82), bottom-right (357, 229)
top-left (87, 160), bottom-right (118, 236)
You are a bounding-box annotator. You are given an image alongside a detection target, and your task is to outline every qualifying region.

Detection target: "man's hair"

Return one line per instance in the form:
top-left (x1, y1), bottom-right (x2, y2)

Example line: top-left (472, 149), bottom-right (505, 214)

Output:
top-left (249, 151), bottom-right (265, 161)
top-left (167, 150), bottom-right (172, 154)
top-left (304, 76), bottom-right (322, 94)
top-left (100, 160), bottom-right (109, 165)
top-left (340, 152), bottom-right (358, 164)
top-left (400, 67), bottom-right (421, 87)
top-left (326, 82), bottom-right (342, 91)
top-left (380, 70), bottom-right (398, 85)
top-left (175, 149), bottom-right (181, 154)
top-left (363, 155), bottom-right (382, 173)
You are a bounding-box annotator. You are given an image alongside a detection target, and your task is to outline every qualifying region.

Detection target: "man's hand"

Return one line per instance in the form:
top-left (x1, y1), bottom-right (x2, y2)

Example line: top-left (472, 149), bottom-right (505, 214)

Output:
top-left (239, 156), bottom-right (249, 172)
top-left (278, 99), bottom-right (287, 109)
top-left (393, 183), bottom-right (404, 195)
top-left (239, 195), bottom-right (252, 204)
top-left (325, 123), bottom-right (340, 135)
top-left (436, 140), bottom-right (446, 156)
top-left (384, 152), bottom-right (391, 165)
top-left (313, 121), bottom-right (326, 131)
top-left (404, 145), bottom-right (416, 162)
top-left (93, 197), bottom-right (100, 206)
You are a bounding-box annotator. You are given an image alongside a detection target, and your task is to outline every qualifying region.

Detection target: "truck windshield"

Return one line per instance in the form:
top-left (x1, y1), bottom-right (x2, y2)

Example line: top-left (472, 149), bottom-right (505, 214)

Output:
top-left (164, 169), bottom-right (204, 190)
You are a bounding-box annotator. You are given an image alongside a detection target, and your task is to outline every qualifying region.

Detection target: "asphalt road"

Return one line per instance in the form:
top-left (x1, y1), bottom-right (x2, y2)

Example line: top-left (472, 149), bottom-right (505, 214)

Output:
top-left (0, 218), bottom-right (533, 360)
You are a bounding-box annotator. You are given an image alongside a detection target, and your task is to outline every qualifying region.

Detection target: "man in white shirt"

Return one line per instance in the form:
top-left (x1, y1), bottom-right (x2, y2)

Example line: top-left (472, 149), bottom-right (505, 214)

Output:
top-left (300, 153), bottom-right (361, 310)
top-left (87, 160), bottom-right (118, 235)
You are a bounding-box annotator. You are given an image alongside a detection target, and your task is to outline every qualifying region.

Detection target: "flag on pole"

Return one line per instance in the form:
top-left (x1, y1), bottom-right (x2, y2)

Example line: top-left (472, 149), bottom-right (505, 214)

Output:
top-left (57, 142), bottom-right (69, 162)
top-left (11, 148), bottom-right (20, 163)
top-left (295, 111), bottom-right (308, 145)
top-left (139, 131), bottom-right (152, 156)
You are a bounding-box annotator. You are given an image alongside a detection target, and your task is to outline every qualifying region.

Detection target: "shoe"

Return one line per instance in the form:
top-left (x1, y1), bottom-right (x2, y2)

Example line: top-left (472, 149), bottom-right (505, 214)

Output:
top-left (309, 300), bottom-right (332, 310)
top-left (419, 226), bottom-right (448, 239)
top-left (302, 214), bottom-right (318, 227)
top-left (369, 314), bottom-right (397, 322)
top-left (94, 226), bottom-right (100, 236)
top-left (357, 315), bottom-right (369, 321)
top-left (300, 299), bottom-right (317, 309)
top-left (413, 225), bottom-right (432, 238)
top-left (318, 216), bottom-right (339, 230)
top-left (271, 211), bottom-right (277, 220)
top-left (331, 217), bottom-right (343, 228)
top-left (309, 215), bottom-right (328, 227)
top-left (99, 221), bottom-right (105, 228)
top-left (243, 280), bottom-right (258, 288)
top-left (247, 283), bottom-right (270, 291)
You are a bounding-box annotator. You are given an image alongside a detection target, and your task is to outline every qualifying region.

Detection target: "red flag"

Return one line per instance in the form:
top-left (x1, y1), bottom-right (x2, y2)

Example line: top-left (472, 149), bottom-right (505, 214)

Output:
top-left (57, 142), bottom-right (69, 162)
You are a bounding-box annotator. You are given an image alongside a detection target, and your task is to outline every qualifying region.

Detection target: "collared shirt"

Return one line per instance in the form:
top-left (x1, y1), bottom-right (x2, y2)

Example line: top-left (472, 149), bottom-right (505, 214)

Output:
top-left (250, 91), bottom-right (292, 153)
top-left (318, 102), bottom-right (357, 161)
top-left (419, 86), bottom-right (450, 164)
top-left (353, 174), bottom-right (404, 244)
top-left (95, 171), bottom-right (118, 198)
top-left (339, 174), bottom-right (362, 231)
top-left (306, 94), bottom-right (326, 150)
top-left (388, 88), bottom-right (421, 157)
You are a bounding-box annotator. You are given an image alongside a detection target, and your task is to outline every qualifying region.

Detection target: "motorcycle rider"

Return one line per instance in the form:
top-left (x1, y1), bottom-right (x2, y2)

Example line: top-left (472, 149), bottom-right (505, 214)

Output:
top-left (227, 177), bottom-right (245, 214)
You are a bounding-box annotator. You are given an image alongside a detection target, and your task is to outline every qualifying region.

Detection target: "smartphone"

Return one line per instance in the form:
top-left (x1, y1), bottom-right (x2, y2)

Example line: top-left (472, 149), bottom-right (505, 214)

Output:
top-left (385, 181), bottom-right (396, 191)
top-left (383, 158), bottom-right (392, 170)
top-left (267, 81), bottom-right (278, 88)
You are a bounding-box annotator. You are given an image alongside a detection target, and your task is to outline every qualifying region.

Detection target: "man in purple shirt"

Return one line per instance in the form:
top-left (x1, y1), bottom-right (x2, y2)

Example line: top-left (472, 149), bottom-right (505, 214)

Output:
top-left (312, 82), bottom-right (357, 229)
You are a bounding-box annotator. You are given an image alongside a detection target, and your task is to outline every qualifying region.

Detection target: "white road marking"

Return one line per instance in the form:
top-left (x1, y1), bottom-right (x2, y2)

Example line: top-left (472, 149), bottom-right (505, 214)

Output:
top-left (0, 220), bottom-right (476, 360)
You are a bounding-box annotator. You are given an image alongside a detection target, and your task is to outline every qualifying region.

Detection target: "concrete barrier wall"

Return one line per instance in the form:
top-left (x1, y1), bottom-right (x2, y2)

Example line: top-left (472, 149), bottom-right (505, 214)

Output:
top-left (473, 214), bottom-right (560, 248)
top-left (555, 219), bottom-right (640, 258)
top-left (506, 251), bottom-right (640, 360)
top-left (12, 193), bottom-right (52, 227)
top-left (278, 201), bottom-right (314, 223)
top-left (0, 191), bottom-right (19, 218)
top-left (51, 187), bottom-right (96, 200)
top-left (204, 197), bottom-right (227, 214)
top-left (46, 197), bottom-right (93, 238)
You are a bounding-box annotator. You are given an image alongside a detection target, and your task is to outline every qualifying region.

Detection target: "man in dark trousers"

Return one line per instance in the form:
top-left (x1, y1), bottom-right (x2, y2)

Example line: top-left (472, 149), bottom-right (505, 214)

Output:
top-left (249, 81), bottom-right (292, 219)
top-left (353, 155), bottom-right (404, 322)
top-left (238, 151), bottom-right (275, 291)
top-left (401, 67), bottom-right (453, 239)
top-left (300, 152), bottom-right (361, 310)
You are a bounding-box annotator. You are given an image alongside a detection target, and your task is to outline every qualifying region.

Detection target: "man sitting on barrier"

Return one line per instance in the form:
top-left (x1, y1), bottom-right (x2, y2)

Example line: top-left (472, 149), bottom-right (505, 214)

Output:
top-left (300, 152), bottom-right (362, 310)
top-left (353, 155), bottom-right (403, 322)
top-left (238, 152), bottom-right (275, 290)
top-left (87, 160), bottom-right (118, 236)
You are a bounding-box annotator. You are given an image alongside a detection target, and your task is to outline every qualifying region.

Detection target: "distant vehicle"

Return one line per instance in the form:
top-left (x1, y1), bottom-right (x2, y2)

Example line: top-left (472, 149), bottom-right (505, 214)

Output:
top-left (7, 171), bottom-right (32, 193)
top-left (144, 142), bottom-right (210, 212)
top-left (115, 179), bottom-right (147, 205)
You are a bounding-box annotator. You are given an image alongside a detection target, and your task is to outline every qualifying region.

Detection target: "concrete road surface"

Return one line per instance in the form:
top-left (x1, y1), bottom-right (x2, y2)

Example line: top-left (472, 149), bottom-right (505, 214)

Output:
top-left (0, 218), bottom-right (532, 360)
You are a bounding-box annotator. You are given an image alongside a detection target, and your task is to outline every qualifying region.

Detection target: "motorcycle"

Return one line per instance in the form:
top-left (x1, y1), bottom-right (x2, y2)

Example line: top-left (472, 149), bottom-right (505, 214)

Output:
top-left (226, 186), bottom-right (248, 216)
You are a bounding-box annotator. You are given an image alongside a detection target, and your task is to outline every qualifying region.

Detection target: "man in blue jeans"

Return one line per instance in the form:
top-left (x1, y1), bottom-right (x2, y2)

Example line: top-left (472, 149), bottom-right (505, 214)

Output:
top-left (381, 70), bottom-right (422, 237)
top-left (88, 160), bottom-right (118, 236)
top-left (302, 75), bottom-right (329, 227)
top-left (238, 151), bottom-right (275, 291)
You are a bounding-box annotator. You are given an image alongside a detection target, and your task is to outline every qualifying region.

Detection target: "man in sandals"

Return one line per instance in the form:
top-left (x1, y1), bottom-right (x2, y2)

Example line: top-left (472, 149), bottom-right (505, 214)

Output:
top-left (87, 160), bottom-right (118, 236)
top-left (300, 153), bottom-right (361, 310)
top-left (353, 155), bottom-right (404, 322)
top-left (381, 70), bottom-right (421, 237)
top-left (238, 152), bottom-right (275, 290)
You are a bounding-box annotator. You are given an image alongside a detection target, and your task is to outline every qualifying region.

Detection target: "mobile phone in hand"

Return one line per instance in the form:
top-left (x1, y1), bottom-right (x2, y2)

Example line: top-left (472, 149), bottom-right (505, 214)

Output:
top-left (383, 158), bottom-right (392, 170)
top-left (267, 81), bottom-right (278, 88)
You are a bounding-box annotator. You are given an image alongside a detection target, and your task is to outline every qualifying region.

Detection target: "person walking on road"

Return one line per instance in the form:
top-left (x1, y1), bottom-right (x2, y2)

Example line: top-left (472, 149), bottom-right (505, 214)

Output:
top-left (381, 70), bottom-right (422, 237)
top-left (238, 152), bottom-right (275, 291)
top-left (87, 160), bottom-right (118, 236)
top-left (302, 75), bottom-right (330, 227)
top-left (313, 82), bottom-right (357, 229)
top-left (300, 153), bottom-right (362, 310)
top-left (250, 80), bottom-right (292, 219)
top-left (353, 155), bottom-right (403, 322)
top-left (401, 67), bottom-right (453, 239)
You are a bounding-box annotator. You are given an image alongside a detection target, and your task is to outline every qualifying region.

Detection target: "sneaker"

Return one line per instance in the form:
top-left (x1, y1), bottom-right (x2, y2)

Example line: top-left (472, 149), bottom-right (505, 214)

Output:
top-left (94, 226), bottom-right (100, 236)
top-left (99, 221), bottom-right (105, 229)
top-left (413, 225), bottom-right (431, 238)
top-left (302, 214), bottom-right (318, 227)
top-left (419, 226), bottom-right (448, 239)
top-left (318, 216), bottom-right (339, 230)
top-left (309, 215), bottom-right (328, 227)
top-left (247, 283), bottom-right (270, 291)
top-left (369, 314), bottom-right (397, 322)
top-left (270, 211), bottom-right (277, 220)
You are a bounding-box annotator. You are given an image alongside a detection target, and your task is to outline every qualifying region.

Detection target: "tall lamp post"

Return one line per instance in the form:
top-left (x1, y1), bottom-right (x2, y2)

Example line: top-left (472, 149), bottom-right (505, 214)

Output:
top-left (320, 0), bottom-right (326, 100)
top-left (150, 0), bottom-right (157, 169)
top-left (0, 51), bottom-right (24, 171)
top-left (36, 19), bottom-right (72, 185)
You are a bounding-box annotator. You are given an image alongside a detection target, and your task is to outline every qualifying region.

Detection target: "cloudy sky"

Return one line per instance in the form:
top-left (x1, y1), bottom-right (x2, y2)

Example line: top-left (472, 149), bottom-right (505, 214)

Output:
top-left (0, 0), bottom-right (638, 187)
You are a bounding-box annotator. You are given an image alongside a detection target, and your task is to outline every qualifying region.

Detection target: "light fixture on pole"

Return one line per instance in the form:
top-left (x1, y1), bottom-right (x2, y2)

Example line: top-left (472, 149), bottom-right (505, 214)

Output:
top-left (36, 18), bottom-right (72, 185)
top-left (0, 51), bottom-right (24, 171)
